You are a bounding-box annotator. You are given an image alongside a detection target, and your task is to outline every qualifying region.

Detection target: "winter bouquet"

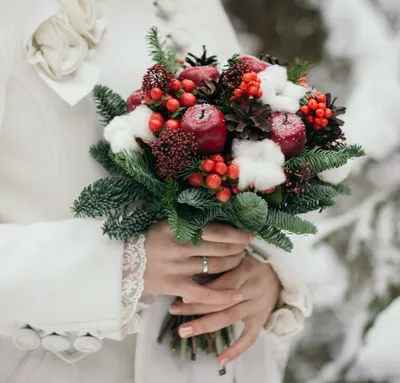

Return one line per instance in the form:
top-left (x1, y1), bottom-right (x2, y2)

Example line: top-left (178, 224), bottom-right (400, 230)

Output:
top-left (73, 27), bottom-right (364, 370)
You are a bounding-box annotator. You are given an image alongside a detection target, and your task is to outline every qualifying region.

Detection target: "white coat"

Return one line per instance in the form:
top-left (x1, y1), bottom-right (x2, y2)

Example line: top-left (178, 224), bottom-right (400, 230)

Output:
top-left (0, 1), bottom-right (311, 382)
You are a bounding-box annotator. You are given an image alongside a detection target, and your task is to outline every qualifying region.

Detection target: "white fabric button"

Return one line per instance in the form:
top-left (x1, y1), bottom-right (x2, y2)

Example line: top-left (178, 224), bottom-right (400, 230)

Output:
top-left (73, 336), bottom-right (103, 353)
top-left (42, 334), bottom-right (71, 352)
top-left (13, 328), bottom-right (41, 350)
top-left (154, 0), bottom-right (177, 18)
top-left (170, 27), bottom-right (194, 50)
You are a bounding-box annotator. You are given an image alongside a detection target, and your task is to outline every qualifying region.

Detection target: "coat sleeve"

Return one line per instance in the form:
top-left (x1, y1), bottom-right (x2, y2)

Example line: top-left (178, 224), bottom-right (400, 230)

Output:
top-left (247, 240), bottom-right (313, 341)
top-left (0, 219), bottom-right (126, 338)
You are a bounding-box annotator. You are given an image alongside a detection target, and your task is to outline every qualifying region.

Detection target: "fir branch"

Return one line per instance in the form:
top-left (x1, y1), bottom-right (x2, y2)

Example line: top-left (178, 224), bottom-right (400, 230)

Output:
top-left (114, 150), bottom-right (165, 197)
top-left (89, 141), bottom-right (122, 175)
top-left (265, 209), bottom-right (317, 235)
top-left (161, 180), bottom-right (180, 206)
top-left (287, 58), bottom-right (312, 83)
top-left (321, 181), bottom-right (351, 196)
top-left (230, 193), bottom-right (269, 233)
top-left (344, 144), bottom-right (366, 159)
top-left (93, 85), bottom-right (127, 126)
top-left (103, 203), bottom-right (161, 240)
top-left (257, 226), bottom-right (293, 252)
top-left (177, 188), bottom-right (221, 211)
top-left (164, 204), bottom-right (199, 244)
top-left (72, 177), bottom-right (146, 218)
top-left (146, 27), bottom-right (179, 74)
top-left (285, 147), bottom-right (350, 173)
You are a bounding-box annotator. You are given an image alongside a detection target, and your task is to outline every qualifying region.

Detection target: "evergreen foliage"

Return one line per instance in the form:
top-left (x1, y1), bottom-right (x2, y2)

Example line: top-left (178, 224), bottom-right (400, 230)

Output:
top-left (258, 226), bottom-right (293, 252)
top-left (89, 141), bottom-right (122, 175)
top-left (264, 208), bottom-right (317, 234)
top-left (286, 147), bottom-right (349, 173)
top-left (177, 188), bottom-right (222, 210)
top-left (72, 177), bottom-right (147, 218)
top-left (287, 58), bottom-right (312, 83)
top-left (113, 150), bottom-right (165, 197)
top-left (146, 27), bottom-right (179, 74)
top-left (229, 193), bottom-right (269, 233)
top-left (93, 85), bottom-right (127, 126)
top-left (103, 204), bottom-right (160, 240)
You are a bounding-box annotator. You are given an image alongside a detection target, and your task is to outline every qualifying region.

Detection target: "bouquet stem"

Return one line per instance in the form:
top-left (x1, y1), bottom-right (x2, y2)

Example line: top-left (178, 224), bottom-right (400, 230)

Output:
top-left (158, 313), bottom-right (232, 376)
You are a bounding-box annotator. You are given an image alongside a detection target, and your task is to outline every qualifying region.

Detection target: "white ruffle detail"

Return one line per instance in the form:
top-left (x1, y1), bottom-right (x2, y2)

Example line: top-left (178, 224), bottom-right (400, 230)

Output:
top-left (121, 235), bottom-right (147, 336)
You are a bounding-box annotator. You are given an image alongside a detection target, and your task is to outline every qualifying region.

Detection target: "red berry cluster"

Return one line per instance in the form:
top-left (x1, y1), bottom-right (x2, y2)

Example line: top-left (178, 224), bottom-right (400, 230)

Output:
top-left (146, 78), bottom-right (199, 134)
top-left (151, 130), bottom-right (198, 180)
top-left (232, 72), bottom-right (263, 100)
top-left (188, 154), bottom-right (240, 202)
top-left (300, 91), bottom-right (332, 131)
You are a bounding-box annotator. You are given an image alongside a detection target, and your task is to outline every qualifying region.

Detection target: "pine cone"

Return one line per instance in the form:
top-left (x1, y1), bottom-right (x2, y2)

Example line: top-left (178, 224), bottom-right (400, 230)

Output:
top-left (259, 54), bottom-right (287, 66)
top-left (196, 78), bottom-right (224, 105)
top-left (185, 46), bottom-right (218, 67)
top-left (307, 124), bottom-right (346, 149)
top-left (225, 100), bottom-right (272, 140)
top-left (222, 61), bottom-right (250, 89)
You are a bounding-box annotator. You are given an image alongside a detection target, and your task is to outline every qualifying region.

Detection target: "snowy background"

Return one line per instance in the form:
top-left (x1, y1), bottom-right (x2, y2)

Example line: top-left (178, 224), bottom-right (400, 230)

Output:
top-left (223, 1), bottom-right (400, 382)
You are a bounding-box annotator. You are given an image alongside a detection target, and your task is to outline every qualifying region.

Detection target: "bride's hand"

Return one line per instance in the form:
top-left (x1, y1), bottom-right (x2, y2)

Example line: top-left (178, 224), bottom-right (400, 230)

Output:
top-left (143, 221), bottom-right (252, 305)
top-left (169, 256), bottom-right (280, 366)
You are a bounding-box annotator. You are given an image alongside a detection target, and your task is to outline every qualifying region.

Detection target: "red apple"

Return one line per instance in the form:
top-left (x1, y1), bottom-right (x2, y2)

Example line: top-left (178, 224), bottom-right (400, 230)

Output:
top-left (179, 67), bottom-right (220, 87)
top-left (239, 55), bottom-right (268, 73)
top-left (269, 112), bottom-right (306, 158)
top-left (126, 89), bottom-right (143, 112)
top-left (181, 104), bottom-right (227, 153)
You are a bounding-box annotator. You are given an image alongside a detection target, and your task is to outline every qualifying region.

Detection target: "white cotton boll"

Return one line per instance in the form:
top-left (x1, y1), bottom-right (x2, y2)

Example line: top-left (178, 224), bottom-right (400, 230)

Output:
top-left (260, 87), bottom-right (278, 107)
top-left (234, 159), bottom-right (285, 191)
top-left (103, 114), bottom-right (130, 143)
top-left (355, 298), bottom-right (400, 382)
top-left (269, 95), bottom-right (300, 113)
top-left (232, 139), bottom-right (257, 160)
top-left (260, 138), bottom-right (285, 165)
top-left (318, 161), bottom-right (353, 184)
top-left (258, 65), bottom-right (288, 92)
top-left (234, 157), bottom-right (256, 191)
top-left (110, 130), bottom-right (139, 153)
top-left (281, 81), bottom-right (307, 100)
top-left (232, 138), bottom-right (285, 164)
top-left (254, 162), bottom-right (286, 190)
top-left (126, 105), bottom-right (155, 143)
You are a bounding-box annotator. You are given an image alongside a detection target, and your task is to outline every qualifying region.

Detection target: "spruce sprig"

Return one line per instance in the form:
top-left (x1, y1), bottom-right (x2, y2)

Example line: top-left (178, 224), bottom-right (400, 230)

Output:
top-left (146, 27), bottom-right (179, 74)
top-left (114, 150), bottom-right (166, 197)
top-left (287, 58), bottom-right (312, 83)
top-left (264, 208), bottom-right (317, 235)
top-left (93, 85), bottom-right (127, 126)
top-left (286, 147), bottom-right (349, 173)
top-left (229, 193), bottom-right (269, 234)
top-left (89, 141), bottom-right (122, 175)
top-left (344, 144), bottom-right (366, 158)
top-left (177, 188), bottom-right (222, 211)
top-left (103, 204), bottom-right (160, 240)
top-left (72, 177), bottom-right (146, 218)
top-left (258, 226), bottom-right (293, 252)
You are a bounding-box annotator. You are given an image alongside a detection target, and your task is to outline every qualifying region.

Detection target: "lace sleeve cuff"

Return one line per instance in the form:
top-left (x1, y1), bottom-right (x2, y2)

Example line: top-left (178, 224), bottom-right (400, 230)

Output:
top-left (121, 235), bottom-right (147, 337)
top-left (246, 245), bottom-right (313, 341)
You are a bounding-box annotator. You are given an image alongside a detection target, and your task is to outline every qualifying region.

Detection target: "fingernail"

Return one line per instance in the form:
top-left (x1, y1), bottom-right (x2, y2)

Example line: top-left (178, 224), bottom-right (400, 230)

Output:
top-left (182, 298), bottom-right (191, 304)
top-left (233, 293), bottom-right (243, 302)
top-left (220, 358), bottom-right (230, 367)
top-left (169, 304), bottom-right (181, 315)
top-left (179, 326), bottom-right (193, 338)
